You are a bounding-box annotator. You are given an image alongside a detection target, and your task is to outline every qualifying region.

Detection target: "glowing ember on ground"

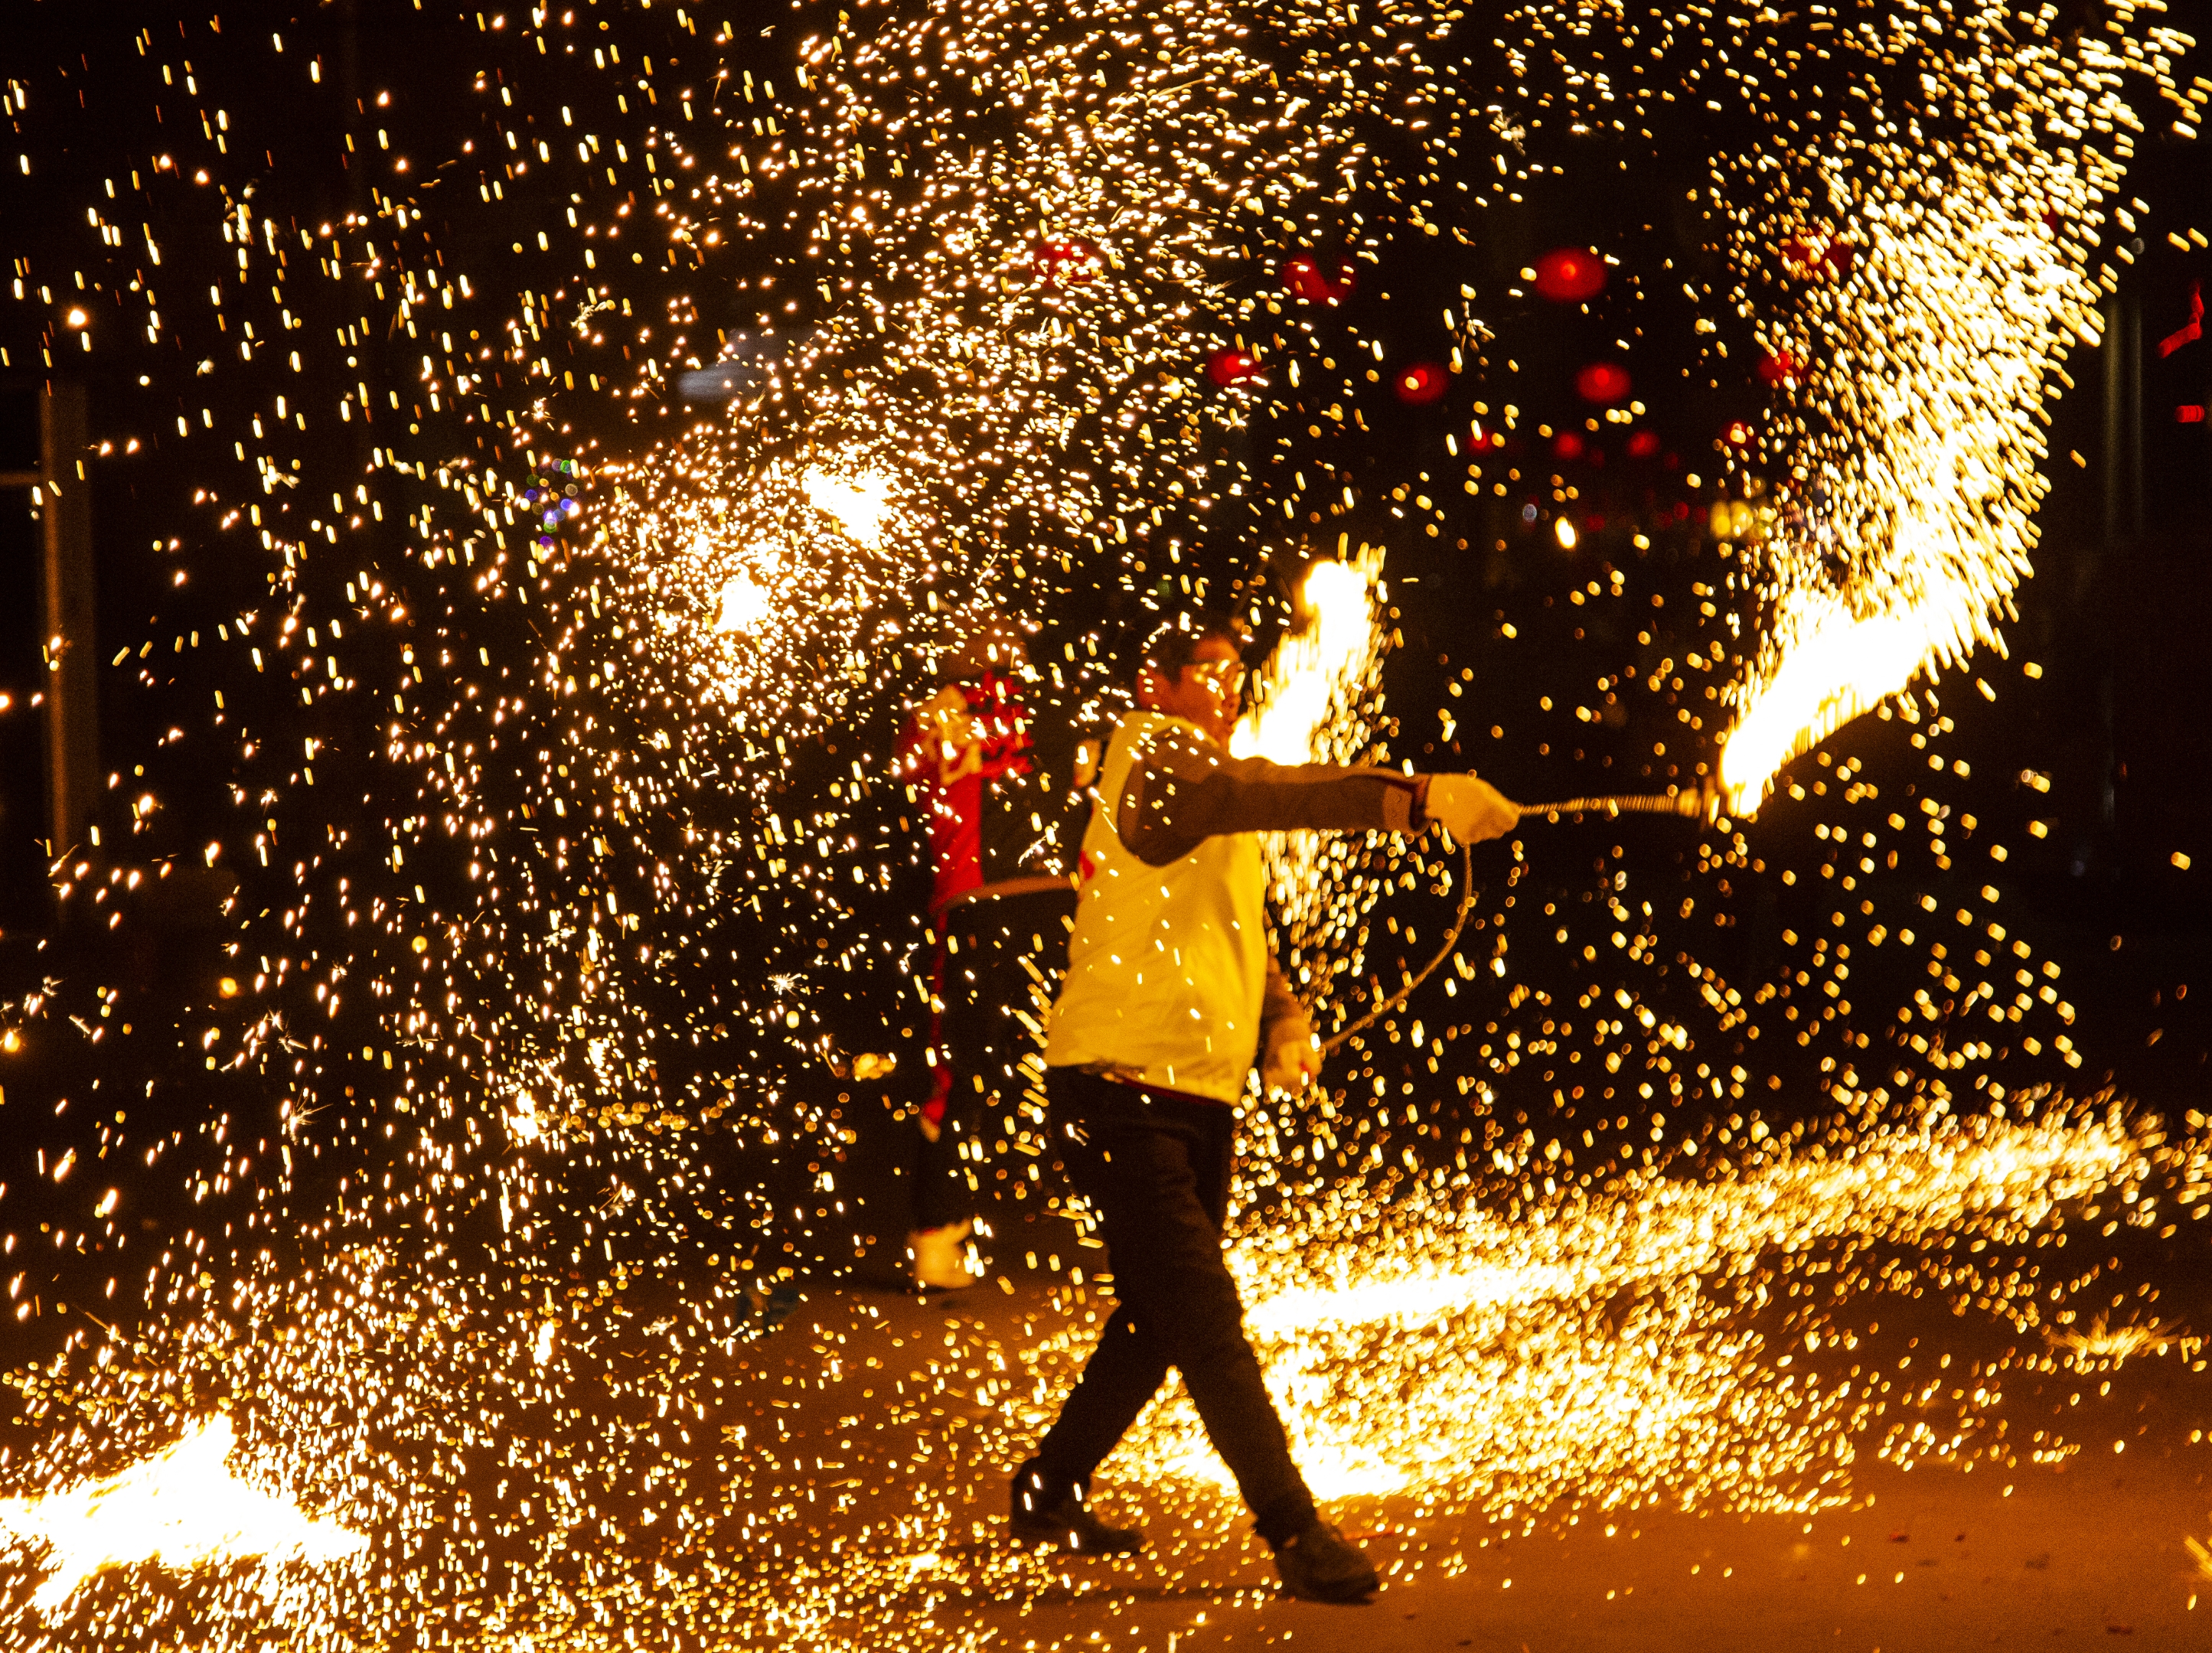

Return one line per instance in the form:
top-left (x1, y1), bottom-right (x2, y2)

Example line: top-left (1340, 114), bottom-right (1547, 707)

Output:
top-left (0, 1415), bottom-right (365, 1614)
top-left (1114, 1112), bottom-right (2148, 1504)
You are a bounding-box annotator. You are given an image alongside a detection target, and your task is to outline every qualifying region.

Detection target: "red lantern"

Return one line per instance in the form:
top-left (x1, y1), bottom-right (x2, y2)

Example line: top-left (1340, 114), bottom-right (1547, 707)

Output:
top-left (1532, 247), bottom-right (1606, 303)
top-left (1206, 348), bottom-right (1261, 387)
top-left (1284, 254), bottom-right (1352, 303)
top-left (1780, 234), bottom-right (1855, 280)
top-left (1756, 350), bottom-right (1800, 386)
top-left (1393, 361), bottom-right (1448, 403)
top-left (1625, 429), bottom-right (1661, 458)
top-left (1575, 360), bottom-right (1632, 404)
top-left (1551, 430), bottom-right (1585, 461)
top-left (1032, 237), bottom-right (1103, 284)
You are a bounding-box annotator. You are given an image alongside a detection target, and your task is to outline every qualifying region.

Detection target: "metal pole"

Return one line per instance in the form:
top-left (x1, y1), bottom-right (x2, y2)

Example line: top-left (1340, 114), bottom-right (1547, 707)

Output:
top-left (39, 383), bottom-right (95, 859)
top-left (2125, 293), bottom-right (2143, 544)
top-left (2103, 292), bottom-right (2124, 553)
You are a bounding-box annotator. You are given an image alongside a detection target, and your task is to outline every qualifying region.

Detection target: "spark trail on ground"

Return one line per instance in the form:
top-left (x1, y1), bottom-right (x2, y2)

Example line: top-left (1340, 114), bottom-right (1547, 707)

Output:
top-left (1120, 1108), bottom-right (2158, 1505)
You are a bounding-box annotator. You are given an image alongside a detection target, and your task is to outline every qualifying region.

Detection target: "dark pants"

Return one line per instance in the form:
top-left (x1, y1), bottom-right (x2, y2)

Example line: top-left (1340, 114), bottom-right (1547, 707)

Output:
top-left (915, 887), bottom-right (1075, 1233)
top-left (1033, 1068), bottom-right (1316, 1542)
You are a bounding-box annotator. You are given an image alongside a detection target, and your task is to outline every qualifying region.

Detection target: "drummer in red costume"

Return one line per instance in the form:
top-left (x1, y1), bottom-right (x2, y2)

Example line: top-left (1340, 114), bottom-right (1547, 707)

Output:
top-left (893, 619), bottom-right (1085, 1289)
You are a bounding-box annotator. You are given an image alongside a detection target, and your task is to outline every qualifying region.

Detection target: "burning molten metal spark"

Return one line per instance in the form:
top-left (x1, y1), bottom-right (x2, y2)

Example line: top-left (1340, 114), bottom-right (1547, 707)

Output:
top-left (801, 467), bottom-right (896, 549)
top-left (713, 568), bottom-right (773, 637)
top-left (0, 0), bottom-right (2193, 1645)
top-left (0, 1414), bottom-right (366, 1613)
top-left (1232, 553), bottom-right (1386, 769)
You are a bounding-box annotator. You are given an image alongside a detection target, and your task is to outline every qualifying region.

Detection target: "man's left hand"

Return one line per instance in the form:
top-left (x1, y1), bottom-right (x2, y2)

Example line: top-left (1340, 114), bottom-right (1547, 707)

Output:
top-left (1261, 1030), bottom-right (1322, 1097)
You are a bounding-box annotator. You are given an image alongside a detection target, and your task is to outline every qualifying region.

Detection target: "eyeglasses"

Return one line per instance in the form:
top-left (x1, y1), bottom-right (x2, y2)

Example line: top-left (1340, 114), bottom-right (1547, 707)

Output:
top-left (1186, 660), bottom-right (1247, 691)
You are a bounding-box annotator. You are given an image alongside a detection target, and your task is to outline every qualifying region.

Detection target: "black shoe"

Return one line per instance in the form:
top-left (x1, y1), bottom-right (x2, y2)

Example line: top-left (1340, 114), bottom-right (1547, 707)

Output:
top-left (1271, 1518), bottom-right (1378, 1602)
top-left (1008, 1459), bottom-right (1144, 1554)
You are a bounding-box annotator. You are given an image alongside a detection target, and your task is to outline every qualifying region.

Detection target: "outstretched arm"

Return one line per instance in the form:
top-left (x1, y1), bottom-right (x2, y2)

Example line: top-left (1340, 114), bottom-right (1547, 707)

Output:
top-left (1116, 723), bottom-right (1427, 867)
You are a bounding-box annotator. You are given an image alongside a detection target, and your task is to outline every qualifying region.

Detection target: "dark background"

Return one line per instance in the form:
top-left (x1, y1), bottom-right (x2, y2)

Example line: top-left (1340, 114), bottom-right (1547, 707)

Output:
top-left (0, 2), bottom-right (2201, 1344)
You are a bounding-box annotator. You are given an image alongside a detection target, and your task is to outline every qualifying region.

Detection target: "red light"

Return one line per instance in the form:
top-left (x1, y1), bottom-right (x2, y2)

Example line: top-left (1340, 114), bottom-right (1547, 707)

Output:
top-left (1551, 430), bottom-right (1585, 461)
top-left (1394, 361), bottom-right (1448, 404)
top-left (1284, 254), bottom-right (1352, 303)
top-left (2180, 405), bottom-right (2207, 424)
top-left (1626, 429), bottom-right (1661, 458)
top-left (1533, 247), bottom-right (1606, 302)
top-left (1575, 361), bottom-right (1631, 404)
top-left (1756, 350), bottom-right (1800, 385)
top-left (2163, 283), bottom-right (2205, 357)
top-left (1206, 348), bottom-right (1261, 387)
top-left (1780, 235), bottom-right (1855, 279)
top-left (1725, 420), bottom-right (1754, 446)
top-left (1032, 237), bottom-right (1101, 283)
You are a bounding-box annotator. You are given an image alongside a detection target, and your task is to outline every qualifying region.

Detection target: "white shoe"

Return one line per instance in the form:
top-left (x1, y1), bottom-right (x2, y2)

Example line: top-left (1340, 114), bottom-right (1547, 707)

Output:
top-left (909, 1219), bottom-right (980, 1289)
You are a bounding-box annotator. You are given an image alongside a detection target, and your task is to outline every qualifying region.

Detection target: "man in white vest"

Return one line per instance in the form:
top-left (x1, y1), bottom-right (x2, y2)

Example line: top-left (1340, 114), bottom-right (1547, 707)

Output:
top-left (1008, 611), bottom-right (1517, 1602)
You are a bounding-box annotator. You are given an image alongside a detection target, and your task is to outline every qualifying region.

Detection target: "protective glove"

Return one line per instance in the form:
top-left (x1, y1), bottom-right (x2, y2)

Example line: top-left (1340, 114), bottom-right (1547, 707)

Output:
top-left (1423, 774), bottom-right (1519, 844)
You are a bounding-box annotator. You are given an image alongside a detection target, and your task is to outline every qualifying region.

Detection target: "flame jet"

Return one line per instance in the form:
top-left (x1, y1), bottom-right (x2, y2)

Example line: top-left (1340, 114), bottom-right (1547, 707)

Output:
top-left (1711, 1), bottom-right (2166, 811)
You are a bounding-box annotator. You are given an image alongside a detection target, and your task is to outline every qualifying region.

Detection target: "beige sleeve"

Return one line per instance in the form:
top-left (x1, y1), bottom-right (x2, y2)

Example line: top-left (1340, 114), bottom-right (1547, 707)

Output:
top-left (1258, 954), bottom-right (1316, 1057)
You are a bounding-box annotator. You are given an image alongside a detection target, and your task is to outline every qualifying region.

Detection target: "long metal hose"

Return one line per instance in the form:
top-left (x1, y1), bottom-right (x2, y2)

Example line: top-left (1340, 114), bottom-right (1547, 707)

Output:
top-left (1317, 787), bottom-right (1714, 1054)
top-left (1321, 840), bottom-right (1476, 1055)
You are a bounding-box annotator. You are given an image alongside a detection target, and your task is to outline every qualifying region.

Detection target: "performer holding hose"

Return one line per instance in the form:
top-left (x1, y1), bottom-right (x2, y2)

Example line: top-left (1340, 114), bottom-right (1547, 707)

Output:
top-left (1010, 611), bottom-right (1517, 1603)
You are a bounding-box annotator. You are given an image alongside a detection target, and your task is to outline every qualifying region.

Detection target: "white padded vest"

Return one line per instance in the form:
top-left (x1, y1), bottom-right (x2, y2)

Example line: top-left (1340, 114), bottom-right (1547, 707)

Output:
top-left (1043, 711), bottom-right (1267, 1103)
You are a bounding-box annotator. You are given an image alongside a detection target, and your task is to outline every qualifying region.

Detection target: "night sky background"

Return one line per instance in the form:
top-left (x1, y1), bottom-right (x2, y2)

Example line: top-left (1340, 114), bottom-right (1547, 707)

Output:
top-left (0, 0), bottom-right (2205, 1361)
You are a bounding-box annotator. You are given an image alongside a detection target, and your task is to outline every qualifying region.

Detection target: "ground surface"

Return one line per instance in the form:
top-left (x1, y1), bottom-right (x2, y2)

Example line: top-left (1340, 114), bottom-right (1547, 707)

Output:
top-left (697, 1201), bottom-right (2212, 1653)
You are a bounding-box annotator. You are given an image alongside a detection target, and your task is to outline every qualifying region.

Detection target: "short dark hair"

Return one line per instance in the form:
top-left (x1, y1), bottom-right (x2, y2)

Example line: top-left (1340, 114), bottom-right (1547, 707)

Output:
top-left (1136, 610), bottom-right (1251, 687)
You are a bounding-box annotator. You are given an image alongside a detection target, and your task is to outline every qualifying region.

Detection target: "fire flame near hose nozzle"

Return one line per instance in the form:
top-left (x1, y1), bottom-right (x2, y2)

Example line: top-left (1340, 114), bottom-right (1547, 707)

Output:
top-left (1711, 95), bottom-right (2105, 816)
top-left (1231, 550), bottom-right (1395, 1025)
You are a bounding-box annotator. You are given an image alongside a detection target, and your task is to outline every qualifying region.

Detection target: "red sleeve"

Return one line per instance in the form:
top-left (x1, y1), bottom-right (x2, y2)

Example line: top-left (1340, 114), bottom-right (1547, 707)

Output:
top-left (896, 712), bottom-right (982, 914)
top-left (968, 672), bottom-right (1034, 783)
